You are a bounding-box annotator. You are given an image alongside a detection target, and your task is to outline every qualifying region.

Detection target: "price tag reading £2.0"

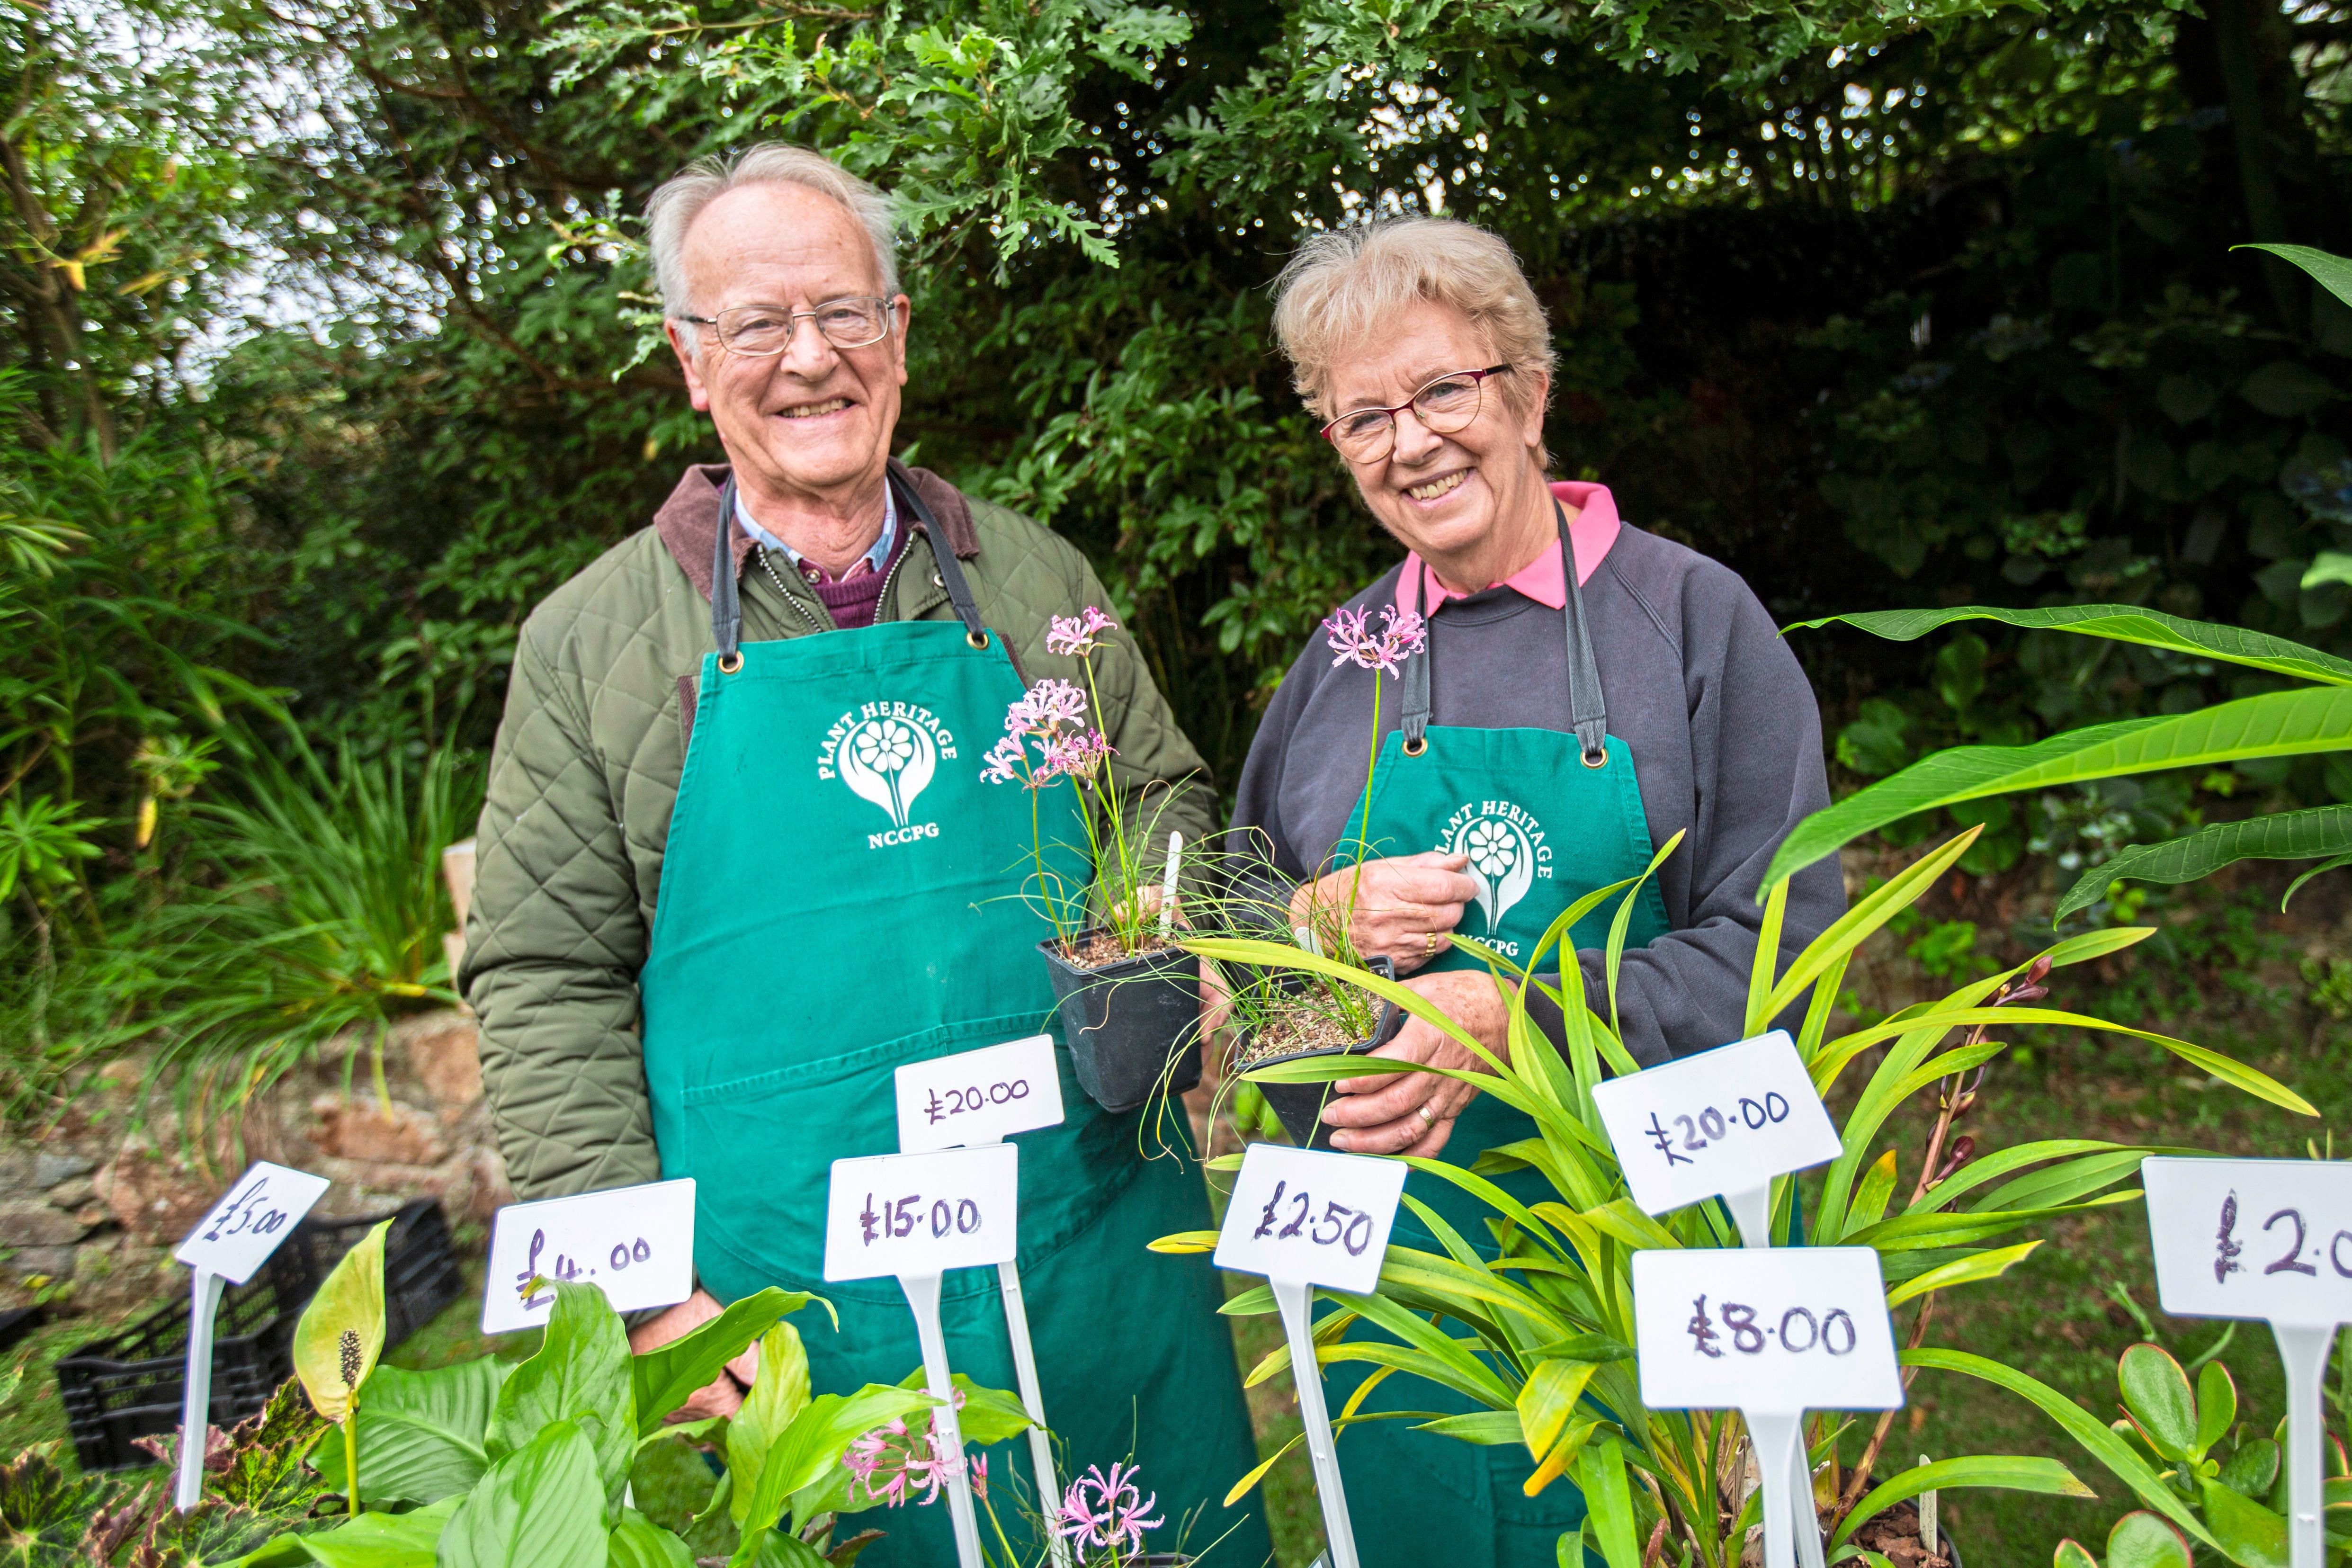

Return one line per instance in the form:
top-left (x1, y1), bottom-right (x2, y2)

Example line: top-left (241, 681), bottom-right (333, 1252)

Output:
top-left (175, 1162), bottom-right (330, 1285)
top-left (895, 1034), bottom-right (1065, 1154)
top-left (824, 1144), bottom-right (1019, 1281)
top-left (1592, 1030), bottom-right (1840, 1241)
top-left (1214, 1143), bottom-right (1406, 1293)
top-left (483, 1178), bottom-right (696, 1334)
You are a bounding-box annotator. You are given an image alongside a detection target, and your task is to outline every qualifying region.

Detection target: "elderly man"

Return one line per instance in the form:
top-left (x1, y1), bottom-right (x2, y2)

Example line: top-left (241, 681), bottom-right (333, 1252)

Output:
top-left (463, 143), bottom-right (1267, 1566)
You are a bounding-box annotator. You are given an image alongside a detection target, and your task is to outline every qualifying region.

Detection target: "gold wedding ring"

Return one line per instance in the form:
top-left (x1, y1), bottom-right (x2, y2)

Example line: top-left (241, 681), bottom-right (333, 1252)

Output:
top-left (1423, 930), bottom-right (1441, 958)
top-left (1418, 1103), bottom-right (1436, 1127)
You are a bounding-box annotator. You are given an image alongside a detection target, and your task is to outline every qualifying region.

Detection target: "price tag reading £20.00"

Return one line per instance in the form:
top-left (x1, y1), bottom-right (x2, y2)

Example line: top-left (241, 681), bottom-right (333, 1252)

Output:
top-left (175, 1163), bottom-right (331, 1285)
top-left (825, 1144), bottom-right (1019, 1282)
top-left (2142, 1157), bottom-right (2352, 1326)
top-left (895, 1034), bottom-right (1065, 1154)
top-left (1214, 1143), bottom-right (1408, 1294)
top-left (483, 1178), bottom-right (697, 1334)
top-left (1591, 1030), bottom-right (1842, 1219)
top-left (1632, 1247), bottom-right (1903, 1415)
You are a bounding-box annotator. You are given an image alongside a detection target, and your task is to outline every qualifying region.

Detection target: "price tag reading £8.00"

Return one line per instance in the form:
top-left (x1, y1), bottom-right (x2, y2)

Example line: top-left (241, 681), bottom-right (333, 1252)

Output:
top-left (1632, 1247), bottom-right (1902, 1415)
top-left (1214, 1143), bottom-right (1407, 1295)
top-left (895, 1034), bottom-right (1065, 1154)
top-left (483, 1178), bottom-right (697, 1334)
top-left (824, 1144), bottom-right (1019, 1282)
top-left (1591, 1030), bottom-right (1841, 1228)
top-left (175, 1162), bottom-right (330, 1285)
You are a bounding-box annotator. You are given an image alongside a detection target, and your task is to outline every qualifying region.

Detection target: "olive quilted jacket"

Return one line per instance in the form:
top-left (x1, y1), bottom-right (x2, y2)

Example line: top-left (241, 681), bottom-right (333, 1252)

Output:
top-left (461, 461), bottom-right (1214, 1201)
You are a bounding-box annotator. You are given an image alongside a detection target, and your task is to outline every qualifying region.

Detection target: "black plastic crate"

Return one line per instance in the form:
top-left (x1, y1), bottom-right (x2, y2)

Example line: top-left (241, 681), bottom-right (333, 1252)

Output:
top-left (265, 1198), bottom-right (462, 1349)
top-left (55, 1271), bottom-right (295, 1472)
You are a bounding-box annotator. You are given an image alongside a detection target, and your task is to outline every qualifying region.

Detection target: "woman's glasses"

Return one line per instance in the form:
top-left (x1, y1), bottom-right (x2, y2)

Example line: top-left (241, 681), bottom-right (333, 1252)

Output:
top-left (679, 296), bottom-right (897, 355)
top-left (1319, 364), bottom-right (1512, 464)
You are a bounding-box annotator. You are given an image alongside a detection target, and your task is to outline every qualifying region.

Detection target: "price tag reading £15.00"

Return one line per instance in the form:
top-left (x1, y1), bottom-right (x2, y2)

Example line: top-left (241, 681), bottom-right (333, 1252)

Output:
top-left (824, 1144), bottom-right (1019, 1282)
top-left (483, 1178), bottom-right (697, 1334)
top-left (1592, 1030), bottom-right (1841, 1223)
top-left (895, 1034), bottom-right (1065, 1154)
top-left (175, 1162), bottom-right (330, 1285)
top-left (1214, 1143), bottom-right (1407, 1294)
top-left (1632, 1246), bottom-right (1902, 1415)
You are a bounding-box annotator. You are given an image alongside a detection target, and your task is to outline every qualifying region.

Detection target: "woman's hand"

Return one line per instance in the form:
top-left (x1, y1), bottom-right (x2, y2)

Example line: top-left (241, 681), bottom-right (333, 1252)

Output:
top-left (1290, 851), bottom-right (1479, 973)
top-left (1320, 969), bottom-right (1511, 1157)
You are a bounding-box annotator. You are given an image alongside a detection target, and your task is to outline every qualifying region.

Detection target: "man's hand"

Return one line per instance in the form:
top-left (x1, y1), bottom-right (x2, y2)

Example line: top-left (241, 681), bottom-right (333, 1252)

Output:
top-left (1319, 969), bottom-right (1511, 1157)
top-left (627, 1289), bottom-right (760, 1422)
top-left (1291, 852), bottom-right (1478, 973)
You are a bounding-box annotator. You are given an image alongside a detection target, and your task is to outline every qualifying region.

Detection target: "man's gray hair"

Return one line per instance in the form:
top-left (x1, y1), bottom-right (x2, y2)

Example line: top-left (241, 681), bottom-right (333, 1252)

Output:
top-left (646, 143), bottom-right (899, 338)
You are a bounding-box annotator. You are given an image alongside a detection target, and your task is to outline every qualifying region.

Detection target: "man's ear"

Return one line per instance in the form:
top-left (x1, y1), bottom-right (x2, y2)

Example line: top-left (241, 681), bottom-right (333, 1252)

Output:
top-left (668, 321), bottom-right (714, 412)
top-left (891, 293), bottom-right (912, 387)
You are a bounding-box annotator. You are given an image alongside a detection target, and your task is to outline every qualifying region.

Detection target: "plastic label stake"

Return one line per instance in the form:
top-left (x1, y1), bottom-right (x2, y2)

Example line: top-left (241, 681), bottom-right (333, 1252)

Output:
top-left (482, 1178), bottom-right (697, 1333)
top-left (826, 1145), bottom-right (1021, 1568)
top-left (895, 1036), bottom-right (1070, 1568)
top-left (1591, 1030), bottom-right (1841, 1250)
top-left (1214, 1144), bottom-right (1408, 1568)
top-left (2142, 1156), bottom-right (2352, 1568)
top-left (1633, 1248), bottom-right (1902, 1568)
top-left (171, 1162), bottom-right (330, 1512)
top-left (1157, 832), bottom-right (1183, 938)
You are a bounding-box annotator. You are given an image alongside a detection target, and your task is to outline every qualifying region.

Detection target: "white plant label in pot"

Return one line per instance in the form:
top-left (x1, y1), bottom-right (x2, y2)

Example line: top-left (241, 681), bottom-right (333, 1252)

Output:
top-left (481, 1177), bottom-right (697, 1333)
top-left (2142, 1156), bottom-right (2352, 1568)
top-left (895, 1033), bottom-right (1065, 1154)
top-left (1591, 1029), bottom-right (1839, 1246)
top-left (1633, 1246), bottom-right (1901, 1568)
top-left (172, 1162), bottom-right (332, 1514)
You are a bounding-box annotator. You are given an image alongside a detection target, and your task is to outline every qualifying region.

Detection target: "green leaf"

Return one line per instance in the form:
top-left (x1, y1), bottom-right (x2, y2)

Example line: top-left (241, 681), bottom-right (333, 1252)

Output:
top-left (728, 1320), bottom-right (813, 1526)
top-left (1828, 1457), bottom-right (2092, 1550)
top-left (607, 1510), bottom-right (694, 1568)
top-left (2220, 1437), bottom-right (2280, 1497)
top-left (314, 1360), bottom-right (509, 1505)
top-left (739, 1385), bottom-right (932, 1544)
top-left (2198, 1476), bottom-right (2289, 1567)
top-left (2240, 361), bottom-right (2336, 418)
top-left (2285, 853), bottom-right (2352, 908)
top-left (2103, 1512), bottom-right (2195, 1568)
top-left (492, 1280), bottom-right (636, 1512)
top-left (1784, 603), bottom-right (2352, 687)
top-left (286, 1496), bottom-right (459, 1567)
top-left (631, 1289), bottom-right (818, 1438)
top-left (440, 1420), bottom-right (611, 1568)
top-left (1416, 1410), bottom-right (1526, 1444)
top-left (891, 1369), bottom-right (1032, 1446)
top-left (1766, 685), bottom-right (2352, 885)
top-left (293, 1219), bottom-right (392, 1424)
top-left (2053, 1541), bottom-right (2102, 1568)
top-left (1883, 1241), bottom-right (2041, 1307)
top-left (2238, 243), bottom-right (2352, 309)
top-left (2053, 806), bottom-right (2352, 922)
top-left (1516, 1359), bottom-right (1600, 1461)
top-left (2302, 552), bottom-right (2352, 592)
top-left (2119, 1344), bottom-right (2196, 1460)
top-left (2196, 1361), bottom-right (2237, 1457)
top-left (1569, 1437), bottom-right (1643, 1568)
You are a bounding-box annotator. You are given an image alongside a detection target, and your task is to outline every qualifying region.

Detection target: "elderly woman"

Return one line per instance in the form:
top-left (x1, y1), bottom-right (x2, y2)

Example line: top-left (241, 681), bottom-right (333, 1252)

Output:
top-left (1225, 216), bottom-right (1844, 1563)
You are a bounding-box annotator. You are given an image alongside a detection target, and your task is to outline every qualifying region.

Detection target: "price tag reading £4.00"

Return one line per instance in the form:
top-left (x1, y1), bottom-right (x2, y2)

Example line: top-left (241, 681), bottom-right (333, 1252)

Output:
top-left (895, 1033), bottom-right (1065, 1154)
top-left (482, 1178), bottom-right (697, 1334)
top-left (1591, 1030), bottom-right (1840, 1245)
top-left (175, 1161), bottom-right (330, 1285)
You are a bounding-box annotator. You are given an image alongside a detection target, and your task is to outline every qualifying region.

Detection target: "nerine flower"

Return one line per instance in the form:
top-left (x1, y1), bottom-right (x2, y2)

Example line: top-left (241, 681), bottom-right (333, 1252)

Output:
top-left (1323, 603), bottom-right (1428, 676)
top-left (840, 1401), bottom-right (979, 1509)
top-left (1035, 729), bottom-right (1115, 784)
top-left (1004, 678), bottom-right (1089, 736)
top-left (1047, 606), bottom-right (1118, 657)
top-left (1054, 1462), bottom-right (1163, 1560)
top-left (979, 735), bottom-right (1027, 785)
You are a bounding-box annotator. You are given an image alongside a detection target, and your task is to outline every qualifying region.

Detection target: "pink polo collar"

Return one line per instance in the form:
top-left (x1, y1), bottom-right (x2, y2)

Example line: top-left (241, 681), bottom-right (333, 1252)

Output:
top-left (1396, 481), bottom-right (1620, 615)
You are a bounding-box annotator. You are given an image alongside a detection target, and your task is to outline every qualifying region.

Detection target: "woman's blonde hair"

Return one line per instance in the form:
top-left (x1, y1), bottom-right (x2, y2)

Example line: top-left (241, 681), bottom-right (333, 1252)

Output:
top-left (1270, 215), bottom-right (1557, 421)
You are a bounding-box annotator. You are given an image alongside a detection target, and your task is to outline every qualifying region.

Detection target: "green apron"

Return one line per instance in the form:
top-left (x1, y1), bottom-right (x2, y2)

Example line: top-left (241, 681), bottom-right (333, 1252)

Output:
top-left (639, 474), bottom-right (1269, 1568)
top-left (1325, 503), bottom-right (1671, 1568)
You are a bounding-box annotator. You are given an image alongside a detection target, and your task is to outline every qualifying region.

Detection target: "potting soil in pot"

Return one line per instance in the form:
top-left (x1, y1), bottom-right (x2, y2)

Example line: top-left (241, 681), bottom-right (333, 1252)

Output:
top-left (1056, 929), bottom-right (1174, 968)
top-left (1842, 1499), bottom-right (1957, 1568)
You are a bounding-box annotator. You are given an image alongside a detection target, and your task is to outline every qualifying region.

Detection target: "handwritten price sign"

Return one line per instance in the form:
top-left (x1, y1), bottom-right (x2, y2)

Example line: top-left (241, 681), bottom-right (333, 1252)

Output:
top-left (482, 1178), bottom-right (696, 1333)
top-left (175, 1163), bottom-right (330, 1284)
top-left (1632, 1247), bottom-right (1902, 1414)
top-left (1592, 1030), bottom-right (1841, 1222)
top-left (1214, 1143), bottom-right (1406, 1294)
top-left (895, 1034), bottom-right (1065, 1154)
top-left (824, 1144), bottom-right (1019, 1281)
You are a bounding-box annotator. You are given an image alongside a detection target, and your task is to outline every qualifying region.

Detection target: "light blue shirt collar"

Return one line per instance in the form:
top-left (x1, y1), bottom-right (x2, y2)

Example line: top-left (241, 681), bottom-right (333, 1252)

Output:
top-left (735, 481), bottom-right (897, 580)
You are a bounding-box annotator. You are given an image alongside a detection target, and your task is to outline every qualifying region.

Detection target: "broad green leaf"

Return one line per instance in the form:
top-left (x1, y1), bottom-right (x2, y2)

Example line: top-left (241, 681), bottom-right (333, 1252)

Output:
top-left (738, 1385), bottom-right (931, 1542)
top-left (492, 1280), bottom-right (636, 1512)
top-left (2053, 1541), bottom-right (2102, 1568)
top-left (1883, 1241), bottom-right (2040, 1307)
top-left (1828, 1456), bottom-right (2092, 1549)
top-left (2237, 244), bottom-right (2352, 309)
top-left (314, 1359), bottom-right (509, 1505)
top-left (2104, 1512), bottom-right (2195, 1568)
top-left (2121, 1343), bottom-right (2198, 1460)
top-left (2304, 553), bottom-right (2352, 591)
top-left (894, 1370), bottom-right (1031, 1447)
top-left (631, 1288), bottom-right (817, 1437)
top-left (2054, 807), bottom-right (2352, 923)
top-left (2199, 1476), bottom-right (2289, 1567)
top-left (1784, 602), bottom-right (2352, 688)
top-left (727, 1321), bottom-right (813, 1526)
top-left (2221, 1437), bottom-right (2280, 1497)
top-left (294, 1219), bottom-right (392, 1424)
top-left (439, 1420), bottom-right (610, 1568)
top-left (2196, 1361), bottom-right (2237, 1457)
top-left (1765, 686), bottom-right (2352, 886)
top-left (288, 1495), bottom-right (458, 1567)
top-left (607, 1511), bottom-right (693, 1568)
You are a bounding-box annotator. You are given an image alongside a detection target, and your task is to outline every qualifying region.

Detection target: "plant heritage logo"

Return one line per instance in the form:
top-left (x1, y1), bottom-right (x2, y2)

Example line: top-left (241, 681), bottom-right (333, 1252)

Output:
top-left (1437, 798), bottom-right (1553, 947)
top-left (818, 701), bottom-right (959, 849)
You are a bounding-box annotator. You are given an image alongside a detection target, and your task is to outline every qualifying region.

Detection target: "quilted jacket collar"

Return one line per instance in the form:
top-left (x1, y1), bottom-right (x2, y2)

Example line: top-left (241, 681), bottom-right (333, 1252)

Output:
top-left (652, 457), bottom-right (981, 600)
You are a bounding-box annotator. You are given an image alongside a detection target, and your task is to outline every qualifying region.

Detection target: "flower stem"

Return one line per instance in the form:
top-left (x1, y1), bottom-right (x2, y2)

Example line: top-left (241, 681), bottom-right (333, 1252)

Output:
top-left (343, 1411), bottom-right (360, 1517)
top-left (1344, 670), bottom-right (1383, 937)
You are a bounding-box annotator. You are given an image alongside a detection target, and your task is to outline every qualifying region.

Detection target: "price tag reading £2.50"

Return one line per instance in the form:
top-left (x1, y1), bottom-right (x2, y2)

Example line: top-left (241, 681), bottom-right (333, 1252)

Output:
top-left (825, 1144), bottom-right (1019, 1281)
top-left (1633, 1246), bottom-right (1902, 1415)
top-left (895, 1034), bottom-right (1065, 1154)
top-left (483, 1178), bottom-right (697, 1333)
top-left (1592, 1030), bottom-right (1841, 1226)
top-left (1214, 1143), bottom-right (1407, 1294)
top-left (175, 1162), bottom-right (330, 1285)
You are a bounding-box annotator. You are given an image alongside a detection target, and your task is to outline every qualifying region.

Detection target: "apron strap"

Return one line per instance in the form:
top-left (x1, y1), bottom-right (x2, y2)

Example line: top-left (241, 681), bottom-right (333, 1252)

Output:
top-left (891, 467), bottom-right (993, 648)
top-left (1395, 499), bottom-right (1610, 766)
top-left (712, 476), bottom-right (745, 672)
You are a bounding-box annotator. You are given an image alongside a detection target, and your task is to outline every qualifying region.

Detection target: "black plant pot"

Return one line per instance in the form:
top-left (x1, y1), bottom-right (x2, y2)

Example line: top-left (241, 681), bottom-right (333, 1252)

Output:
top-left (1243, 957), bottom-right (1407, 1149)
top-left (1041, 927), bottom-right (1203, 1112)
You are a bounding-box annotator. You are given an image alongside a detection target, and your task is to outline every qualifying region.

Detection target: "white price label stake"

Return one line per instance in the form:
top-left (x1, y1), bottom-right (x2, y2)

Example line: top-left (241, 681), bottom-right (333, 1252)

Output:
top-left (827, 1145), bottom-right (1020, 1568)
top-left (1592, 1030), bottom-right (1841, 1249)
top-left (172, 1163), bottom-right (331, 1512)
top-left (895, 1036), bottom-right (1071, 1568)
top-left (482, 1179), bottom-right (697, 1334)
top-left (1634, 1248), bottom-right (1902, 1568)
top-left (2143, 1157), bottom-right (2352, 1568)
top-left (1214, 1144), bottom-right (1408, 1568)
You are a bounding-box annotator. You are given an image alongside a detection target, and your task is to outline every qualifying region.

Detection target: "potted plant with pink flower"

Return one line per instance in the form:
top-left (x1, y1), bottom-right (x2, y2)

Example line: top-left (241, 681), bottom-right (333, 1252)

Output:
top-left (982, 606), bottom-right (1204, 1113)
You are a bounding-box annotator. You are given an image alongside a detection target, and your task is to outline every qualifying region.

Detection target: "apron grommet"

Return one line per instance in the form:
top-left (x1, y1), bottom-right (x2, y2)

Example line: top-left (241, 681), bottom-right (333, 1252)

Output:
top-left (717, 651), bottom-right (743, 674)
top-left (1402, 735), bottom-right (1428, 758)
top-left (966, 629), bottom-right (990, 650)
top-left (1581, 747), bottom-right (1608, 769)
top-left (931, 570), bottom-right (945, 588)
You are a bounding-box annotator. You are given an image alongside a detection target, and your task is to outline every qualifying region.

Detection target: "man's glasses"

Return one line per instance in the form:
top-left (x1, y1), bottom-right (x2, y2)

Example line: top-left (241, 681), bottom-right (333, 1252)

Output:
top-left (1319, 364), bottom-right (1512, 464)
top-left (679, 296), bottom-right (897, 356)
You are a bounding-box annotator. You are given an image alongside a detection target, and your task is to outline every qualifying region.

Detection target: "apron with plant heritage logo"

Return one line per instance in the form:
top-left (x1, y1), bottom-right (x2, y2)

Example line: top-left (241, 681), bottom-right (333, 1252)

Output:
top-left (1323, 502), bottom-right (1671, 1568)
top-left (638, 473), bottom-right (1269, 1568)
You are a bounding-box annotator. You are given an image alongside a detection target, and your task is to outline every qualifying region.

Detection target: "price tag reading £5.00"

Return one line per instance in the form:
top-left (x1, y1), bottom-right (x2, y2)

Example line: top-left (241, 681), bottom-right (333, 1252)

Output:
top-left (175, 1162), bottom-right (330, 1285)
top-left (824, 1144), bottom-right (1019, 1281)
top-left (483, 1178), bottom-right (697, 1334)
top-left (895, 1034), bottom-right (1065, 1154)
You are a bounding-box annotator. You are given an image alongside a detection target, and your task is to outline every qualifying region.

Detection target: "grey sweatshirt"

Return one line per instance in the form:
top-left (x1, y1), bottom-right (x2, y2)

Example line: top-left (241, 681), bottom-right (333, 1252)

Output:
top-left (1224, 521), bottom-right (1844, 1066)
